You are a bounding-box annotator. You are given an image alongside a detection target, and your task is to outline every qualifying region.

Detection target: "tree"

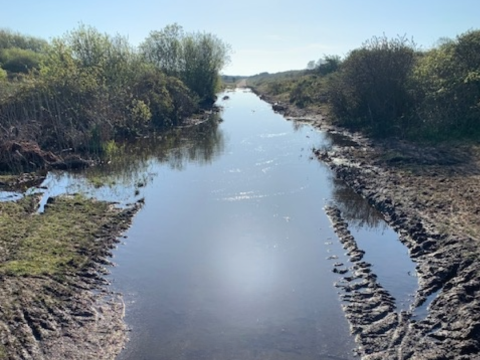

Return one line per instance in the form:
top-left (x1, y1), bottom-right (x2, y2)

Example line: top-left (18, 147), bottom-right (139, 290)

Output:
top-left (181, 31), bottom-right (230, 104)
top-left (140, 24), bottom-right (231, 104)
top-left (412, 30), bottom-right (480, 136)
top-left (317, 55), bottom-right (341, 75)
top-left (306, 60), bottom-right (316, 70)
top-left (60, 24), bottom-right (137, 87)
top-left (140, 24), bottom-right (184, 76)
top-left (327, 35), bottom-right (416, 136)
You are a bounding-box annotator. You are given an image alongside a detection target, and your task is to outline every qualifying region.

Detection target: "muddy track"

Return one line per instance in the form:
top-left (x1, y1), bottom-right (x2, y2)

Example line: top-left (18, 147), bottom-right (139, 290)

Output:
top-left (321, 145), bottom-right (480, 360)
top-left (253, 90), bottom-right (480, 359)
top-left (0, 197), bottom-right (141, 360)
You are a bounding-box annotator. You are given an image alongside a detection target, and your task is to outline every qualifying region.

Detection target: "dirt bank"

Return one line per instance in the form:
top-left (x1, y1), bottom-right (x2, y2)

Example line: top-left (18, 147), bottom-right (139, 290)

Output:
top-left (0, 194), bottom-right (140, 359)
top-left (321, 135), bottom-right (480, 360)
top-left (254, 89), bottom-right (480, 359)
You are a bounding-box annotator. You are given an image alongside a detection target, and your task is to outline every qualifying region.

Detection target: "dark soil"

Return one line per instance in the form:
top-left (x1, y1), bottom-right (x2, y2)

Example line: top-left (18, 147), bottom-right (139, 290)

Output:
top-left (0, 172), bottom-right (46, 191)
top-left (0, 141), bottom-right (93, 173)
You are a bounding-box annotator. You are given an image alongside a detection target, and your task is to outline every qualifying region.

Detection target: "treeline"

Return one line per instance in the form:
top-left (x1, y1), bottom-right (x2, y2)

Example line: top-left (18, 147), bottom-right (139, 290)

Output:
top-left (0, 24), bottom-right (230, 162)
top-left (251, 29), bottom-right (480, 141)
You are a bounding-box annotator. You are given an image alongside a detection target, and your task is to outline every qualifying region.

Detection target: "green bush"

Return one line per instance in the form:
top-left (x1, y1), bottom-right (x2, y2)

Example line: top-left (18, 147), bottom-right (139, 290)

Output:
top-left (0, 24), bottom-right (229, 166)
top-left (64, 24), bottom-right (137, 87)
top-left (141, 24), bottom-right (230, 104)
top-left (317, 55), bottom-right (341, 76)
top-left (252, 30), bottom-right (480, 142)
top-left (0, 29), bottom-right (47, 52)
top-left (411, 30), bottom-right (480, 138)
top-left (0, 47), bottom-right (44, 73)
top-left (327, 36), bottom-right (416, 136)
top-left (289, 75), bottom-right (328, 108)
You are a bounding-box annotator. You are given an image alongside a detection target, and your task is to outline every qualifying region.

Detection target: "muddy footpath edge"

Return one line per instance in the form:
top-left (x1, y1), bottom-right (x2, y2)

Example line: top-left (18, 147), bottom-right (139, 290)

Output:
top-left (0, 195), bottom-right (141, 360)
top-left (253, 88), bottom-right (480, 360)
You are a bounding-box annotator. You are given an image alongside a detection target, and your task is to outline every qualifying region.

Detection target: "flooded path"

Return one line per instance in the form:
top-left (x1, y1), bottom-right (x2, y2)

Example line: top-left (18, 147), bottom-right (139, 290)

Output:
top-left (108, 90), bottom-right (416, 360)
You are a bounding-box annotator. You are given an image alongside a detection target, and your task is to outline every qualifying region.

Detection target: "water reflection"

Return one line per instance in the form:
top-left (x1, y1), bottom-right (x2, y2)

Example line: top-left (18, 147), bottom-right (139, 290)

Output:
top-left (291, 121), bottom-right (310, 132)
top-left (330, 179), bottom-right (416, 310)
top-left (113, 90), bottom-right (357, 360)
top-left (330, 177), bottom-right (386, 230)
top-left (29, 114), bottom-right (226, 211)
top-left (0, 190), bottom-right (22, 202)
top-left (86, 113), bottom-right (226, 188)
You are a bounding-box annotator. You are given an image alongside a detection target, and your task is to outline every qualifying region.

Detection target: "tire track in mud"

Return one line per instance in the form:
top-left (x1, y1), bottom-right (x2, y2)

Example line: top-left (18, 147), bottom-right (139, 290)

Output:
top-left (325, 206), bottom-right (405, 359)
top-left (319, 146), bottom-right (480, 360)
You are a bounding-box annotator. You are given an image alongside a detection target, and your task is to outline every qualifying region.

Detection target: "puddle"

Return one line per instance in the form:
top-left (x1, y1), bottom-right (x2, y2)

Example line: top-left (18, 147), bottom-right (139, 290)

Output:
top-left (412, 288), bottom-right (442, 320)
top-left (34, 171), bottom-right (141, 213)
top-left (330, 178), bottom-right (418, 311)
top-left (113, 90), bottom-right (357, 360)
top-left (0, 190), bottom-right (22, 202)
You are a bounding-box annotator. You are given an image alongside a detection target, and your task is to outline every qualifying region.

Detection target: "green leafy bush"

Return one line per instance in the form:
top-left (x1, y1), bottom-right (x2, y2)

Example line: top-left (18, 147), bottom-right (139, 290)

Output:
top-left (316, 55), bottom-right (341, 76)
top-left (141, 24), bottom-right (230, 104)
top-left (0, 29), bottom-right (47, 52)
top-left (0, 23), bottom-right (227, 163)
top-left (411, 30), bottom-right (480, 138)
top-left (327, 35), bottom-right (416, 136)
top-left (289, 76), bottom-right (328, 108)
top-left (0, 47), bottom-right (44, 73)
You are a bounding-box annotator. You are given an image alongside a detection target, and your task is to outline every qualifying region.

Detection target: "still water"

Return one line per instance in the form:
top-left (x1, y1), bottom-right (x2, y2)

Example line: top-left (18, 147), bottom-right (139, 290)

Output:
top-left (104, 89), bottom-right (416, 360)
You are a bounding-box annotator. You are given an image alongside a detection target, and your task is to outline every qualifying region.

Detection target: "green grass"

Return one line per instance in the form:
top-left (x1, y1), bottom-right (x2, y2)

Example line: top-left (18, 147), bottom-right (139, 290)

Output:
top-left (0, 174), bottom-right (18, 185)
top-left (0, 344), bottom-right (6, 360)
top-left (0, 193), bottom-right (137, 358)
top-left (0, 194), bottom-right (123, 276)
top-left (87, 174), bottom-right (117, 188)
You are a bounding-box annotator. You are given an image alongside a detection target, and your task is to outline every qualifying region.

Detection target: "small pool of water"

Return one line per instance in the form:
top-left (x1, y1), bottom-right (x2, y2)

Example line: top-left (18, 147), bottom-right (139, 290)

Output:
top-left (0, 190), bottom-right (22, 202)
top-left (330, 179), bottom-right (417, 311)
top-left (412, 288), bottom-right (442, 320)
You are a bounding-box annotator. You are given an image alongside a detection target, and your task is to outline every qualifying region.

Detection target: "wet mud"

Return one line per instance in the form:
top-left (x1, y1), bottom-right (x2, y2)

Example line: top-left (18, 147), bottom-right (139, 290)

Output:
top-left (320, 142), bottom-right (480, 359)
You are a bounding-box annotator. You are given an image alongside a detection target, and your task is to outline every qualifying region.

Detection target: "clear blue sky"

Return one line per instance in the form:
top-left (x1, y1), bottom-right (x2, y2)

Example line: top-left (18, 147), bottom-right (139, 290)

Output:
top-left (2, 0), bottom-right (479, 75)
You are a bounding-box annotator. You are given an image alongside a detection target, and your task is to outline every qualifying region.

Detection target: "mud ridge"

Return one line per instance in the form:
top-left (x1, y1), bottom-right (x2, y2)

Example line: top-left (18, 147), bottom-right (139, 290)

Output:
top-left (326, 205), bottom-right (408, 359)
top-left (320, 147), bottom-right (480, 359)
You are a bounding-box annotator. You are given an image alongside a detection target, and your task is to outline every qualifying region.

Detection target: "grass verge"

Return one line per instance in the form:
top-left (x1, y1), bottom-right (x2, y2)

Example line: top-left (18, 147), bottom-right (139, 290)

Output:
top-left (0, 194), bottom-right (139, 358)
